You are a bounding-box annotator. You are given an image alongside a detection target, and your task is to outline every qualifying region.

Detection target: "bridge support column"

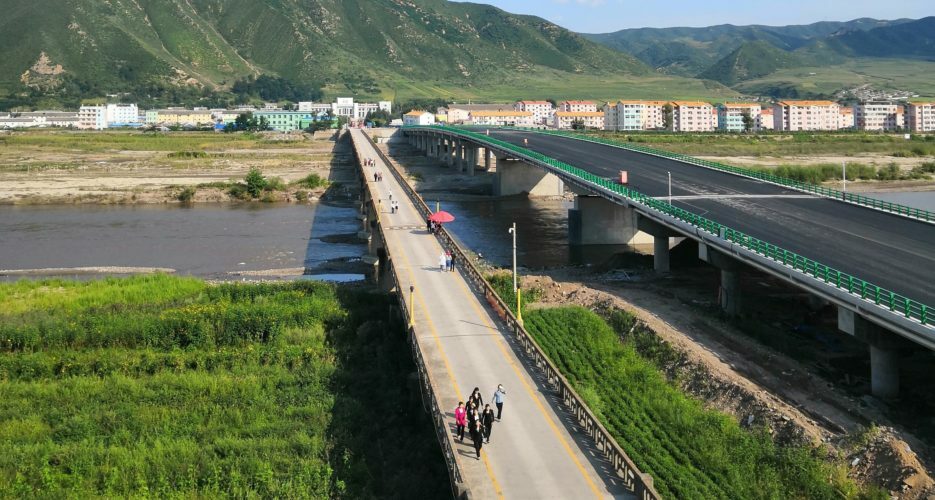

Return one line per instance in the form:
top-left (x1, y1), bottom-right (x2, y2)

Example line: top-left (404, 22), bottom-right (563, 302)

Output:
top-left (466, 146), bottom-right (477, 176)
top-left (637, 216), bottom-right (682, 273)
top-left (699, 244), bottom-right (743, 316)
top-left (568, 195), bottom-right (653, 245)
top-left (484, 148), bottom-right (492, 171)
top-left (444, 138), bottom-right (453, 167)
top-left (456, 140), bottom-right (465, 172)
top-left (494, 156), bottom-right (564, 196)
top-left (838, 308), bottom-right (905, 399)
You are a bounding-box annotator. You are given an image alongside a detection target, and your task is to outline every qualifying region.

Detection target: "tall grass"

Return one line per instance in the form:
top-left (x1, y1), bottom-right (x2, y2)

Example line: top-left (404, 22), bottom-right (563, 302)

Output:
top-left (0, 276), bottom-right (448, 498)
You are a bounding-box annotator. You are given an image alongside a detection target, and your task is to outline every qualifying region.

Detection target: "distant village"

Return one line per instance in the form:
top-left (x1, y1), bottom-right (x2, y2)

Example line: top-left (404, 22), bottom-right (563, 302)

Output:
top-left (2, 96), bottom-right (934, 133)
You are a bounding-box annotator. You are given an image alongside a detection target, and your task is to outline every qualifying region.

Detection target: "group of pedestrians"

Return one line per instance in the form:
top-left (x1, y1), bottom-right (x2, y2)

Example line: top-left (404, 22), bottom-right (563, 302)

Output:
top-left (427, 219), bottom-right (443, 234)
top-left (438, 250), bottom-right (456, 272)
top-left (455, 385), bottom-right (506, 460)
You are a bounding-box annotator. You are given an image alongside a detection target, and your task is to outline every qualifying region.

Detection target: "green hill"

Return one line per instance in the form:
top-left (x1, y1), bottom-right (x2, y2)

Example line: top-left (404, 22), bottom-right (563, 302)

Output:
top-left (5, 0), bottom-right (734, 106)
top-left (698, 41), bottom-right (802, 86)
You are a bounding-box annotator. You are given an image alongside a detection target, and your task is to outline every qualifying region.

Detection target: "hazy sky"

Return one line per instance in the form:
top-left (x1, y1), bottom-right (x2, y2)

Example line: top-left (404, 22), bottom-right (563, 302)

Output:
top-left (457, 0), bottom-right (933, 33)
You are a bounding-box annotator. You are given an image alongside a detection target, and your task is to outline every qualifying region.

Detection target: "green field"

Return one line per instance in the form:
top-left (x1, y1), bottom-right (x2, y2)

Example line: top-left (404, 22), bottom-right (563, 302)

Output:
top-left (735, 58), bottom-right (935, 99)
top-left (523, 306), bottom-right (880, 500)
top-left (0, 130), bottom-right (320, 154)
top-left (0, 276), bottom-right (448, 497)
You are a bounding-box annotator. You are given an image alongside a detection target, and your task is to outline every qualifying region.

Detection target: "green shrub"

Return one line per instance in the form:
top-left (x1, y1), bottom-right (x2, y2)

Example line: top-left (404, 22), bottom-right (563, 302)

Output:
top-left (244, 168), bottom-right (267, 198)
top-left (265, 176), bottom-right (286, 191)
top-left (294, 190), bottom-right (308, 202)
top-left (176, 186), bottom-right (196, 202)
top-left (227, 183), bottom-right (250, 200)
top-left (167, 151), bottom-right (208, 158)
top-left (292, 173), bottom-right (329, 189)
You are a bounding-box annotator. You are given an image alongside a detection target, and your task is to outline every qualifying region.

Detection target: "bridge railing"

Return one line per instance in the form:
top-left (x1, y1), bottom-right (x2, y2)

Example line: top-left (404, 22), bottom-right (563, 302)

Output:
top-left (365, 130), bottom-right (662, 499)
top-left (405, 125), bottom-right (933, 329)
top-left (514, 128), bottom-right (935, 224)
top-left (349, 131), bottom-right (468, 500)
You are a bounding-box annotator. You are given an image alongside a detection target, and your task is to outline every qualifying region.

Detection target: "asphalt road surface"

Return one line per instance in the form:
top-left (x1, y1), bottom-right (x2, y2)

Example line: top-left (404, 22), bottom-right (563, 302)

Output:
top-left (489, 129), bottom-right (935, 310)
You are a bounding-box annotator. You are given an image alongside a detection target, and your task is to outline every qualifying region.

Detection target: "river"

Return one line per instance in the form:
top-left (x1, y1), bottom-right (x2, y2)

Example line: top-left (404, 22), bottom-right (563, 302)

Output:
top-left (0, 203), bottom-right (365, 280)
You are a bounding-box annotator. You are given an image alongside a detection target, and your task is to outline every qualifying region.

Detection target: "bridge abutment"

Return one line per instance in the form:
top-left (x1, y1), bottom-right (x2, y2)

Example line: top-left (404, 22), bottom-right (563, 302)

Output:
top-left (495, 157), bottom-right (564, 196)
top-left (568, 195), bottom-right (653, 246)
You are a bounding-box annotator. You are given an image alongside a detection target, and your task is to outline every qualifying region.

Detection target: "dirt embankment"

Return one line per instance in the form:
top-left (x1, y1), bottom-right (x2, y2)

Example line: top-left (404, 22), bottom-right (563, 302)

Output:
top-left (522, 273), bottom-right (935, 498)
top-left (0, 132), bottom-right (355, 205)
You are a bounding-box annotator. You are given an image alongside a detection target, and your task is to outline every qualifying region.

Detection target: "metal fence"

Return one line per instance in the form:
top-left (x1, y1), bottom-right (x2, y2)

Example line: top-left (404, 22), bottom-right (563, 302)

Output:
top-left (349, 132), bottom-right (469, 500)
top-left (404, 125), bottom-right (933, 329)
top-left (364, 130), bottom-right (662, 499)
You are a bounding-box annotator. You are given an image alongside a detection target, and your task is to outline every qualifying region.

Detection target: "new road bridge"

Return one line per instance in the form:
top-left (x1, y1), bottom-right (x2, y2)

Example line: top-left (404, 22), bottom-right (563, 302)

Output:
top-left (401, 125), bottom-right (935, 400)
top-left (347, 129), bottom-right (656, 499)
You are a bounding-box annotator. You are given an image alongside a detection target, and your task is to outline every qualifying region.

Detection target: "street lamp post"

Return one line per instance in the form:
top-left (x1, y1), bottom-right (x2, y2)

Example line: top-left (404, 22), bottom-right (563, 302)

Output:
top-left (842, 161), bottom-right (847, 193)
top-left (508, 222), bottom-right (523, 326)
top-left (408, 285), bottom-right (415, 328)
top-left (667, 171), bottom-right (672, 204)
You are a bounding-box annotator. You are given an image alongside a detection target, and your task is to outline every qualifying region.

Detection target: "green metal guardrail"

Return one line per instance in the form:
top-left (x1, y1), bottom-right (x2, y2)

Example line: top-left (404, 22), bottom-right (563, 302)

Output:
top-left (517, 128), bottom-right (935, 223)
top-left (405, 125), bottom-right (933, 328)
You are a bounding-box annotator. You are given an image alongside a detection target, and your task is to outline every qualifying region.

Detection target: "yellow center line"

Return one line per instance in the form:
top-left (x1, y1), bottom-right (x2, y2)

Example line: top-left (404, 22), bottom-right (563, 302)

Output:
top-left (378, 163), bottom-right (505, 499)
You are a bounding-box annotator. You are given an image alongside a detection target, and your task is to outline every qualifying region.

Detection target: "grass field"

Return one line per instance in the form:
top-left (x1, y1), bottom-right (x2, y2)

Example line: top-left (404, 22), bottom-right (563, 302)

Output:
top-left (523, 306), bottom-right (881, 500)
top-left (0, 130), bottom-right (317, 154)
top-left (735, 58), bottom-right (935, 99)
top-left (0, 276), bottom-right (449, 498)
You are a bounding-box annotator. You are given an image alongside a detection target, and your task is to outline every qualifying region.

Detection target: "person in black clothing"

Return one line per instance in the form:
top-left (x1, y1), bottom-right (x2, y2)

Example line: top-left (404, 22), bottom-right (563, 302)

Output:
top-left (481, 404), bottom-right (495, 443)
top-left (449, 252), bottom-right (456, 272)
top-left (426, 217), bottom-right (432, 233)
top-left (469, 387), bottom-right (484, 410)
top-left (466, 402), bottom-right (477, 428)
top-left (469, 419), bottom-right (484, 459)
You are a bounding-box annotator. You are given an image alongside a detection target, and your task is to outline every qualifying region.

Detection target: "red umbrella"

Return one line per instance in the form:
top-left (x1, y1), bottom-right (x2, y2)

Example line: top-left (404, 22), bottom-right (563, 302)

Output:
top-left (428, 210), bottom-right (455, 223)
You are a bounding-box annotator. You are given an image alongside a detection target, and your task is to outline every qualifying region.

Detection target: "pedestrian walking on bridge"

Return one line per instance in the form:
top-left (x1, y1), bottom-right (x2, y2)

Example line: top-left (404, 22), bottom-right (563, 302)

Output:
top-left (469, 387), bottom-right (484, 410)
top-left (438, 252), bottom-right (447, 271)
top-left (449, 252), bottom-right (456, 273)
top-left (469, 419), bottom-right (484, 459)
top-left (482, 404), bottom-right (495, 443)
top-left (492, 384), bottom-right (506, 420)
top-left (454, 401), bottom-right (467, 442)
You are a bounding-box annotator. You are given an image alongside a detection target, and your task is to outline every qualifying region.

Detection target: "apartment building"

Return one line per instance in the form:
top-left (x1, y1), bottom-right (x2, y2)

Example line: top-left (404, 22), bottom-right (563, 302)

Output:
top-left (553, 111), bottom-right (604, 130)
top-left (757, 108), bottom-right (775, 131)
top-left (717, 103), bottom-right (761, 132)
top-left (147, 108), bottom-right (215, 127)
top-left (514, 101), bottom-right (554, 125)
top-left (559, 100), bottom-right (598, 113)
top-left (441, 104), bottom-right (509, 124)
top-left (855, 102), bottom-right (905, 131)
top-left (672, 101), bottom-right (714, 132)
top-left (468, 110), bottom-right (534, 127)
top-left (254, 110), bottom-right (320, 131)
top-left (403, 111), bottom-right (435, 126)
top-left (78, 105), bottom-right (108, 130)
top-left (603, 100), bottom-right (666, 131)
top-left (906, 102), bottom-right (935, 132)
top-left (839, 107), bottom-right (855, 130)
top-left (772, 100), bottom-right (841, 131)
top-left (0, 111), bottom-right (79, 129)
top-left (105, 104), bottom-right (140, 126)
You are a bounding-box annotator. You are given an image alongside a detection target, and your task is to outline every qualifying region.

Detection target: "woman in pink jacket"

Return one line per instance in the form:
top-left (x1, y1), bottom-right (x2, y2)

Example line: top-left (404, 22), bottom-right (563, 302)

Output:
top-left (454, 401), bottom-right (467, 442)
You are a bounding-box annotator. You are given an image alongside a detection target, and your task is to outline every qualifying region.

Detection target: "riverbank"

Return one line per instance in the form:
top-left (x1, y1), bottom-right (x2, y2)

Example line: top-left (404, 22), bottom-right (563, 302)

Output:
top-left (0, 130), bottom-right (356, 205)
top-left (0, 276), bottom-right (450, 497)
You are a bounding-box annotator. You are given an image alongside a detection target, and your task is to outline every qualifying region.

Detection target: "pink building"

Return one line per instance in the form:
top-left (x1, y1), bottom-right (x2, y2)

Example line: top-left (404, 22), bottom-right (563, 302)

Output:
top-left (671, 101), bottom-right (714, 132)
top-left (514, 101), bottom-right (554, 125)
top-left (839, 107), bottom-right (855, 130)
top-left (559, 100), bottom-right (598, 113)
top-left (757, 108), bottom-right (775, 131)
top-left (772, 100), bottom-right (841, 131)
top-left (906, 102), bottom-right (935, 132)
top-left (855, 102), bottom-right (904, 131)
top-left (553, 111), bottom-right (605, 130)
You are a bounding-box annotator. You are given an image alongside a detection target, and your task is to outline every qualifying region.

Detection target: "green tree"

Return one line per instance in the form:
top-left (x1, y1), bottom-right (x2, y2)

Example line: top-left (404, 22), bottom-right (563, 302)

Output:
top-left (741, 110), bottom-right (755, 133)
top-left (663, 103), bottom-right (674, 131)
top-left (244, 168), bottom-right (268, 198)
top-left (571, 118), bottom-right (585, 130)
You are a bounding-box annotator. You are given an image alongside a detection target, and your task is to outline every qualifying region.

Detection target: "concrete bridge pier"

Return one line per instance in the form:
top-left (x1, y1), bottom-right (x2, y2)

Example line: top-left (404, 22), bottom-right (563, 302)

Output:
top-left (456, 139), bottom-right (466, 172)
top-left (465, 145), bottom-right (478, 176)
top-left (699, 244), bottom-right (743, 316)
top-left (838, 308), bottom-right (906, 399)
top-left (444, 138), bottom-right (454, 167)
top-left (484, 148), bottom-right (492, 171)
top-left (494, 156), bottom-right (564, 196)
top-left (637, 216), bottom-right (682, 273)
top-left (568, 195), bottom-right (653, 245)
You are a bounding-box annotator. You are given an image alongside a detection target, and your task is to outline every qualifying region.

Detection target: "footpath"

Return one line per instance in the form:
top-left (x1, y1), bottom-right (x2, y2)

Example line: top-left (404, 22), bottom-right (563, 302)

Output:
top-left (349, 129), bottom-right (629, 499)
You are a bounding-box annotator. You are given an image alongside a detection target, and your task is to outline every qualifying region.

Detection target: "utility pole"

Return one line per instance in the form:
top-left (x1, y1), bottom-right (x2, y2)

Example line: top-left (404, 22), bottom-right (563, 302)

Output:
top-left (508, 223), bottom-right (517, 292)
top-left (842, 161), bottom-right (847, 193)
top-left (509, 223), bottom-right (522, 326)
top-left (408, 285), bottom-right (415, 328)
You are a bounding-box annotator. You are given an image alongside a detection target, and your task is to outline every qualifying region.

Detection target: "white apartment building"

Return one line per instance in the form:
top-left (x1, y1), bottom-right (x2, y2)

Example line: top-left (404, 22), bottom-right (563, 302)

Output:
top-left (603, 100), bottom-right (666, 131)
top-left (78, 105), bottom-right (108, 130)
top-left (105, 103), bottom-right (140, 126)
top-left (839, 108), bottom-right (855, 130)
top-left (906, 102), bottom-right (935, 132)
top-left (442, 104), bottom-right (510, 124)
top-left (855, 102), bottom-right (905, 131)
top-left (672, 101), bottom-right (714, 132)
top-left (773, 100), bottom-right (841, 131)
top-left (559, 101), bottom-right (598, 113)
top-left (297, 98), bottom-right (391, 120)
top-left (757, 108), bottom-right (775, 131)
top-left (514, 101), bottom-right (554, 125)
top-left (468, 110), bottom-right (534, 127)
top-left (0, 111), bottom-right (79, 129)
top-left (553, 111), bottom-right (604, 130)
top-left (403, 111), bottom-right (435, 126)
top-left (717, 103), bottom-right (761, 132)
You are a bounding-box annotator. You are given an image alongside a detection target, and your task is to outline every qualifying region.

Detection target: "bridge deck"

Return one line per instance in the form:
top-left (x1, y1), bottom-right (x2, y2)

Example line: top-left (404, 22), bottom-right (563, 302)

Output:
top-left (489, 130), bottom-right (935, 313)
top-left (350, 129), bottom-right (629, 499)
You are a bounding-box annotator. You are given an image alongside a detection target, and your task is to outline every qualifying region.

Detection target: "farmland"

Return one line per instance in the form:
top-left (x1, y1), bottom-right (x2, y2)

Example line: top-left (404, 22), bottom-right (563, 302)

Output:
top-left (522, 305), bottom-right (880, 499)
top-left (0, 276), bottom-right (448, 497)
